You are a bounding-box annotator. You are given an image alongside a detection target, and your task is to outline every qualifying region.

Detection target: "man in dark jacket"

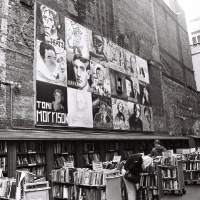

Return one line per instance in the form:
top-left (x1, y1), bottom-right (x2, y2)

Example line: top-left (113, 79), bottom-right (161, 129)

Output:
top-left (150, 140), bottom-right (166, 157)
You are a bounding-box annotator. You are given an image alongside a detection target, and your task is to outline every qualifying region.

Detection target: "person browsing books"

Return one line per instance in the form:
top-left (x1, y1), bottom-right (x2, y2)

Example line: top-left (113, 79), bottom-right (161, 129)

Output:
top-left (123, 153), bottom-right (143, 200)
top-left (150, 140), bottom-right (166, 157)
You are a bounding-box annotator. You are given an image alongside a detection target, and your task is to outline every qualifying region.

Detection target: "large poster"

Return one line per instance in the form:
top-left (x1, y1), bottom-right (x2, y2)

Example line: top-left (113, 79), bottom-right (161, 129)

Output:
top-left (34, 2), bottom-right (153, 131)
top-left (36, 81), bottom-right (68, 126)
top-left (92, 95), bottom-right (113, 129)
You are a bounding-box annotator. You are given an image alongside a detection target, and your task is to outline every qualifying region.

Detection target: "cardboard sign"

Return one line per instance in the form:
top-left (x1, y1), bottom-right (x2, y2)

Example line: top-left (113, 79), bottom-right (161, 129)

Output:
top-left (63, 161), bottom-right (74, 168)
top-left (112, 156), bottom-right (121, 163)
top-left (92, 161), bottom-right (103, 171)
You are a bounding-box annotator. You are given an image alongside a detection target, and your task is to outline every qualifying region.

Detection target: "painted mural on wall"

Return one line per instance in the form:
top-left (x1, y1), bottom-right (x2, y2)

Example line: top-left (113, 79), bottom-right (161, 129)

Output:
top-left (34, 2), bottom-right (153, 131)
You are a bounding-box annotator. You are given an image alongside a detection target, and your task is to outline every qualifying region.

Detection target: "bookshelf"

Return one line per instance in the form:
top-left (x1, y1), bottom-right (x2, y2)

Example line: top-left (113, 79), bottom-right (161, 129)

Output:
top-left (137, 164), bottom-right (163, 200)
top-left (16, 141), bottom-right (46, 178)
top-left (161, 160), bottom-right (186, 195)
top-left (105, 141), bottom-right (119, 162)
top-left (53, 141), bottom-right (76, 169)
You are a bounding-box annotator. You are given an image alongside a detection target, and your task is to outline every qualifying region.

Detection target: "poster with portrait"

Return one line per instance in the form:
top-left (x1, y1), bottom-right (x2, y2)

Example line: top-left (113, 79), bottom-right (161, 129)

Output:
top-left (125, 76), bottom-right (140, 103)
top-left (36, 81), bottom-right (68, 126)
top-left (35, 3), bottom-right (65, 55)
top-left (66, 52), bottom-right (92, 92)
top-left (67, 88), bottom-right (93, 127)
top-left (137, 56), bottom-right (149, 84)
top-left (65, 17), bottom-right (91, 59)
top-left (128, 102), bottom-right (143, 131)
top-left (90, 60), bottom-right (111, 96)
top-left (107, 41), bottom-right (126, 73)
top-left (92, 94), bottom-right (113, 129)
top-left (124, 50), bottom-right (138, 79)
top-left (140, 105), bottom-right (154, 131)
top-left (88, 32), bottom-right (108, 64)
top-left (35, 40), bottom-right (67, 86)
top-left (139, 82), bottom-right (151, 107)
top-left (112, 98), bottom-right (129, 130)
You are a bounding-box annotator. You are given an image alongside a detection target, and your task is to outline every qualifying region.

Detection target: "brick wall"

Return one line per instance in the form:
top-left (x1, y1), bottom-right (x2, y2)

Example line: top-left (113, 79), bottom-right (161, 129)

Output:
top-left (0, 0), bottom-right (199, 135)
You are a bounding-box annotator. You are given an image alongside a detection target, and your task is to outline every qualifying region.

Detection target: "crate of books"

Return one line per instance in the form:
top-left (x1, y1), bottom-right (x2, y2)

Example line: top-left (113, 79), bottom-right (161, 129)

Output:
top-left (181, 148), bottom-right (200, 185)
top-left (161, 151), bottom-right (186, 196)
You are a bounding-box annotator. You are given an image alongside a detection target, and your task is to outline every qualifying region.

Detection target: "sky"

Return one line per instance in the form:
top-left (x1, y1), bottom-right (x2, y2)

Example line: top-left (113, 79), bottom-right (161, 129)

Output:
top-left (177, 0), bottom-right (200, 22)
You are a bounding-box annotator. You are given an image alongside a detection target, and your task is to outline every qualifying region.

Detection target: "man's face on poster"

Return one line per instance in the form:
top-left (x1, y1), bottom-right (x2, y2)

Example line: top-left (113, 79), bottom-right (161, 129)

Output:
top-left (44, 49), bottom-right (57, 73)
top-left (134, 104), bottom-right (141, 119)
top-left (73, 59), bottom-right (90, 89)
top-left (93, 35), bottom-right (104, 54)
top-left (41, 8), bottom-right (56, 39)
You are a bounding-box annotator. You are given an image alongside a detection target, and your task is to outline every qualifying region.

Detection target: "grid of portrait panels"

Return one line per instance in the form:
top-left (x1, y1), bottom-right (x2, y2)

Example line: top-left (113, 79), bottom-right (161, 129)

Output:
top-left (34, 2), bottom-right (153, 131)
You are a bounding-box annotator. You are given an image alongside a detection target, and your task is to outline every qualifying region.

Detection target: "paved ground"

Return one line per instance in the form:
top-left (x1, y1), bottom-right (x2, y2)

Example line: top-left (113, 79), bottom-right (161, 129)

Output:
top-left (163, 185), bottom-right (200, 200)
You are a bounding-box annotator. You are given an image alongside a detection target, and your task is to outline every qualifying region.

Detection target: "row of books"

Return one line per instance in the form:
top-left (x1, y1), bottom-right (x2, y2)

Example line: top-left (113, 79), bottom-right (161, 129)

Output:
top-left (82, 143), bottom-right (97, 152)
top-left (29, 166), bottom-right (45, 177)
top-left (0, 177), bottom-right (16, 198)
top-left (160, 155), bottom-right (177, 166)
top-left (161, 168), bottom-right (177, 178)
top-left (181, 153), bottom-right (200, 161)
top-left (82, 153), bottom-right (100, 165)
top-left (51, 168), bottom-right (77, 183)
top-left (16, 141), bottom-right (45, 152)
top-left (76, 168), bottom-right (104, 186)
top-left (0, 157), bottom-right (7, 172)
top-left (17, 154), bottom-right (46, 165)
top-left (139, 174), bottom-right (158, 187)
top-left (54, 141), bottom-right (76, 154)
top-left (184, 171), bottom-right (200, 181)
top-left (0, 141), bottom-right (7, 153)
top-left (52, 185), bottom-right (75, 199)
top-left (54, 155), bottom-right (75, 167)
top-left (137, 189), bottom-right (159, 200)
top-left (162, 179), bottom-right (179, 190)
top-left (77, 187), bottom-right (106, 200)
top-left (183, 162), bottom-right (200, 171)
top-left (105, 142), bottom-right (119, 151)
top-left (105, 152), bottom-right (118, 162)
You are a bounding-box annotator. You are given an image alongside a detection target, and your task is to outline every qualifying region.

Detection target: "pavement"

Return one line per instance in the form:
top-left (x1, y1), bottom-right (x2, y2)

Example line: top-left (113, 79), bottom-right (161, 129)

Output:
top-left (163, 185), bottom-right (200, 200)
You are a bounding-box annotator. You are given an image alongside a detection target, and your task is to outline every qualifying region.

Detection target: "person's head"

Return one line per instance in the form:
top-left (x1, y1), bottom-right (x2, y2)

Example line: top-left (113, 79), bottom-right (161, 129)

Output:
top-left (154, 140), bottom-right (161, 146)
top-left (133, 103), bottom-right (141, 119)
top-left (126, 79), bottom-right (133, 97)
top-left (96, 67), bottom-right (104, 85)
top-left (144, 106), bottom-right (151, 123)
top-left (40, 5), bottom-right (60, 41)
top-left (117, 102), bottom-right (124, 113)
top-left (92, 33), bottom-right (104, 54)
top-left (53, 89), bottom-right (64, 104)
top-left (73, 54), bottom-right (90, 89)
top-left (40, 42), bottom-right (57, 73)
top-left (76, 92), bottom-right (86, 112)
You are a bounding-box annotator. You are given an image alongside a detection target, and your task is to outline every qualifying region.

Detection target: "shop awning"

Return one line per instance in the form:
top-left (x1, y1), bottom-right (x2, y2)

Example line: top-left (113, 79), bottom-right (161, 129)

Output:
top-left (0, 129), bottom-right (190, 140)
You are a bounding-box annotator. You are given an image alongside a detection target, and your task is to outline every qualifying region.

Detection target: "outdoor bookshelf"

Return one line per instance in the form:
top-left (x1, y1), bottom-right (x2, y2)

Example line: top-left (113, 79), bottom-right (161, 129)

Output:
top-left (16, 141), bottom-right (46, 178)
top-left (137, 164), bottom-right (163, 200)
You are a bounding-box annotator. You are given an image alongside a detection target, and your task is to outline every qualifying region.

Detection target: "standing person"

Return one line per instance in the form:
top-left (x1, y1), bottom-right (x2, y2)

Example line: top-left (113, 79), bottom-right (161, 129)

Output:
top-left (124, 153), bottom-right (143, 200)
top-left (150, 140), bottom-right (166, 157)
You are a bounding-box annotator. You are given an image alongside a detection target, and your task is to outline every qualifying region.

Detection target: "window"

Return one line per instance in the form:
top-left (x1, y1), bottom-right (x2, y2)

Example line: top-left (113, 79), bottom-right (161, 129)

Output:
top-left (192, 35), bottom-right (200, 44)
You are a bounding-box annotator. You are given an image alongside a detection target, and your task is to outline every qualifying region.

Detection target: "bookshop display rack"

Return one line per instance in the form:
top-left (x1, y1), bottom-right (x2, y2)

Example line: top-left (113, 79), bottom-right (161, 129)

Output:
top-left (137, 164), bottom-right (164, 200)
top-left (161, 160), bottom-right (186, 195)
